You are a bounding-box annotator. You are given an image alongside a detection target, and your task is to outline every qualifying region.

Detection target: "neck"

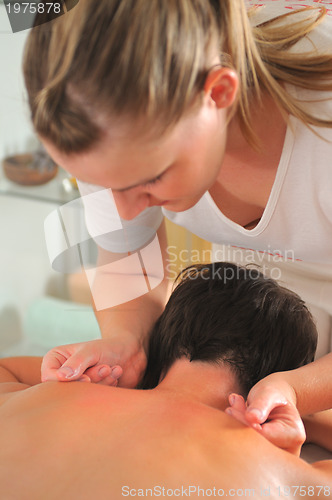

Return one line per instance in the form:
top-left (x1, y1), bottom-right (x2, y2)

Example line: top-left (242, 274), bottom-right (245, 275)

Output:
top-left (226, 91), bottom-right (287, 158)
top-left (154, 358), bottom-right (243, 411)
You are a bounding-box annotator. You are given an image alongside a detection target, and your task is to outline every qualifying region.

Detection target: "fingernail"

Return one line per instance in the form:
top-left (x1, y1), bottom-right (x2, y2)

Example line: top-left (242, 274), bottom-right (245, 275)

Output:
top-left (252, 423), bottom-right (262, 431)
top-left (111, 366), bottom-right (122, 379)
top-left (225, 408), bottom-right (233, 416)
top-left (248, 408), bottom-right (263, 420)
top-left (229, 394), bottom-right (236, 406)
top-left (98, 367), bottom-right (109, 378)
top-left (58, 367), bottom-right (74, 379)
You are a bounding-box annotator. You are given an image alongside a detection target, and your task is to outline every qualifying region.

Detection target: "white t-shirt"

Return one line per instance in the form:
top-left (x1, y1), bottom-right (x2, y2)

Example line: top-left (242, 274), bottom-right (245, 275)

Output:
top-left (77, 1), bottom-right (332, 265)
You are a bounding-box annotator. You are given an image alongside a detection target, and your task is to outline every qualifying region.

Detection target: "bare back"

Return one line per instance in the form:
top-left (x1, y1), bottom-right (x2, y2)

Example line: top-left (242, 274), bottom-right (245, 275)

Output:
top-left (0, 382), bottom-right (330, 500)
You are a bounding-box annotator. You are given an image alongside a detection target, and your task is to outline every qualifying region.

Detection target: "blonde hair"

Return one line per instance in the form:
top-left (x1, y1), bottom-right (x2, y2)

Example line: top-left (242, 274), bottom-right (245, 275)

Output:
top-left (23, 0), bottom-right (332, 153)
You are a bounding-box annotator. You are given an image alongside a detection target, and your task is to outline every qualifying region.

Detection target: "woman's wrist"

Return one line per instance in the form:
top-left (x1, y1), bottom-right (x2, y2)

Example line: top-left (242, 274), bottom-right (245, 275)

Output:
top-left (101, 329), bottom-right (148, 352)
top-left (262, 371), bottom-right (298, 406)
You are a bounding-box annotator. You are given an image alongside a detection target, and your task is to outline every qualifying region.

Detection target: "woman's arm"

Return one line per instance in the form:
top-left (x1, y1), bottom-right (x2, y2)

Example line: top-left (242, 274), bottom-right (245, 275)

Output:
top-left (226, 353), bottom-right (332, 453)
top-left (41, 223), bottom-right (170, 388)
top-left (226, 356), bottom-right (332, 462)
top-left (94, 223), bottom-right (170, 345)
top-left (228, 355), bottom-right (332, 431)
top-left (303, 409), bottom-right (332, 453)
top-left (285, 354), bottom-right (332, 415)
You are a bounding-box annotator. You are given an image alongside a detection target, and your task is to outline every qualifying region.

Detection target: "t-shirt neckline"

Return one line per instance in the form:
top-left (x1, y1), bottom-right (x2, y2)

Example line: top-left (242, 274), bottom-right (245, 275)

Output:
top-left (205, 117), bottom-right (296, 238)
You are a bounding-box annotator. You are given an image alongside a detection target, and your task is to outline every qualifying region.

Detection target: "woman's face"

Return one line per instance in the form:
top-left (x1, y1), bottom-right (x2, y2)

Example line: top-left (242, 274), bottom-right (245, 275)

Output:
top-left (43, 93), bottom-right (230, 220)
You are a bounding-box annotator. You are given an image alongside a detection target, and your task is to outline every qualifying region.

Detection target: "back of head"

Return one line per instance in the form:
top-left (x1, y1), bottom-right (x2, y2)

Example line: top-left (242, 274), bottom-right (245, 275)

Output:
top-left (139, 263), bottom-right (317, 393)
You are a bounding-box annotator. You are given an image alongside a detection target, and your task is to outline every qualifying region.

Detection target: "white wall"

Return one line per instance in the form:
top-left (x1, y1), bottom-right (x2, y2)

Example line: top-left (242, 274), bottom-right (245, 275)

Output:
top-left (0, 5), bottom-right (39, 159)
top-left (0, 6), bottom-right (63, 351)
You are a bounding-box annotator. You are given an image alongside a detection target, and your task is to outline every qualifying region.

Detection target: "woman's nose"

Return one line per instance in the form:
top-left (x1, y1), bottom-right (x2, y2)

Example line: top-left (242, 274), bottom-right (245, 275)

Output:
top-left (112, 190), bottom-right (150, 220)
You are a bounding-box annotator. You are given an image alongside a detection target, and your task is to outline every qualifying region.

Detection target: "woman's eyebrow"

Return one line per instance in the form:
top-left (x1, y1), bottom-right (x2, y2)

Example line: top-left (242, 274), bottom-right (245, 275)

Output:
top-left (112, 180), bottom-right (147, 193)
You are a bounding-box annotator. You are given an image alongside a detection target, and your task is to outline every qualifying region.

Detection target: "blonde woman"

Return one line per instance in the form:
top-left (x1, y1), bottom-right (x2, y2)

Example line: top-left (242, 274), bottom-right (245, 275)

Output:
top-left (23, 0), bottom-right (332, 440)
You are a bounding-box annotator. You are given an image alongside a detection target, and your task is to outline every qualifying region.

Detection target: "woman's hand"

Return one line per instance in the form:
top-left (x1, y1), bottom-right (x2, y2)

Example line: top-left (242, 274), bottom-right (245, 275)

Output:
top-left (225, 374), bottom-right (305, 456)
top-left (242, 374), bottom-right (297, 425)
top-left (41, 334), bottom-right (147, 388)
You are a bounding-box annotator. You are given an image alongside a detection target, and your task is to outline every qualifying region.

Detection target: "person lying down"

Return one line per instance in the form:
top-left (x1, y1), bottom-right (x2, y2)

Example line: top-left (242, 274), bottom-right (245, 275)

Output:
top-left (0, 262), bottom-right (331, 500)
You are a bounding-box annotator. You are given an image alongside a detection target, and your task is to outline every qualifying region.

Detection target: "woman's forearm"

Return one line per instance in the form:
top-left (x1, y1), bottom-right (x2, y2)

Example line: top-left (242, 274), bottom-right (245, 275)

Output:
top-left (303, 409), bottom-right (332, 452)
top-left (283, 353), bottom-right (332, 415)
top-left (39, 220), bottom-right (171, 388)
top-left (94, 276), bottom-right (170, 350)
top-left (93, 222), bottom-right (171, 349)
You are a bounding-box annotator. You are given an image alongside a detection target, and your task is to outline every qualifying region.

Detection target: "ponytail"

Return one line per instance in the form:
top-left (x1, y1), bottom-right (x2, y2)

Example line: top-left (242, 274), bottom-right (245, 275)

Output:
top-left (33, 82), bottom-right (100, 152)
top-left (211, 1), bottom-right (332, 147)
top-left (24, 3), bottom-right (99, 152)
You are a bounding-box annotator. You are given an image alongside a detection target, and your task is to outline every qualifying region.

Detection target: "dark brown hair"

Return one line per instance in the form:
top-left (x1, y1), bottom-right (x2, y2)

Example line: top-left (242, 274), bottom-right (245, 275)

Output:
top-left (139, 263), bottom-right (317, 394)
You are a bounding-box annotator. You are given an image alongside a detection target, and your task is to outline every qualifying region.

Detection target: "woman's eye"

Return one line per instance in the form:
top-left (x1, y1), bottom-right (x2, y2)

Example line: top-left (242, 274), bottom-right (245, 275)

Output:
top-left (143, 173), bottom-right (163, 188)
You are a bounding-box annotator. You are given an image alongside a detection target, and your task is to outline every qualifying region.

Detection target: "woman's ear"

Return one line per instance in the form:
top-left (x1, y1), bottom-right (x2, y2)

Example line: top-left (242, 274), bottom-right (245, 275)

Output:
top-left (204, 68), bottom-right (239, 109)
